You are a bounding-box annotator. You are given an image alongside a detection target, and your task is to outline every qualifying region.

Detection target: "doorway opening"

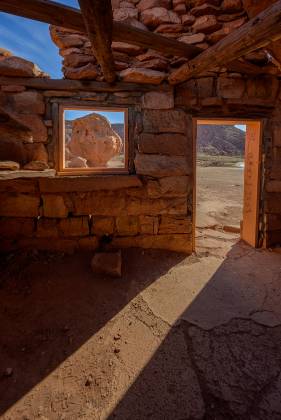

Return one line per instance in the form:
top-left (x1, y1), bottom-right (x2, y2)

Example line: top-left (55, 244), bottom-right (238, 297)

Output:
top-left (193, 119), bottom-right (262, 252)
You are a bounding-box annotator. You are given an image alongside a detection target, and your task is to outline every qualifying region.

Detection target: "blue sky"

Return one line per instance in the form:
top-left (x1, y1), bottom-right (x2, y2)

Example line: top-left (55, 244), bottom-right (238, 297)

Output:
top-left (65, 110), bottom-right (125, 124)
top-left (0, 1), bottom-right (125, 123)
top-left (0, 0), bottom-right (79, 78)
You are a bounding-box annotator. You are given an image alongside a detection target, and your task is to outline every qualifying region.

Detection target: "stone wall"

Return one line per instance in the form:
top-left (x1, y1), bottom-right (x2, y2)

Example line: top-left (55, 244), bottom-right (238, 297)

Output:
top-left (174, 72), bottom-right (281, 248)
top-left (0, 82), bottom-right (193, 254)
top-left (0, 65), bottom-right (281, 251)
top-left (50, 0), bottom-right (280, 84)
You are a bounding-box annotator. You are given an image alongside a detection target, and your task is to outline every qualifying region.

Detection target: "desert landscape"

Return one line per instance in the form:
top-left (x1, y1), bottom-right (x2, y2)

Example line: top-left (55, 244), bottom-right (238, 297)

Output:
top-left (196, 124), bottom-right (245, 235)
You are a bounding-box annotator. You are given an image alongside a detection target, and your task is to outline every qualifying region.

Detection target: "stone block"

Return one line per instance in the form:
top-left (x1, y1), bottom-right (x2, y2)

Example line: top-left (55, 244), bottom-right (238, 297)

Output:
top-left (1, 85), bottom-right (26, 93)
top-left (182, 15), bottom-right (196, 27)
top-left (78, 236), bottom-right (99, 251)
top-left (73, 192), bottom-right (126, 216)
top-left (141, 91), bottom-right (174, 109)
top-left (138, 133), bottom-right (187, 155)
top-left (217, 76), bottom-right (246, 99)
top-left (192, 15), bottom-right (221, 33)
top-left (111, 234), bottom-right (192, 253)
top-left (0, 56), bottom-right (47, 77)
top-left (0, 161), bottom-right (20, 171)
top-left (143, 109), bottom-right (186, 133)
top-left (221, 0), bottom-right (242, 12)
top-left (197, 77), bottom-right (214, 98)
top-left (37, 218), bottom-right (59, 237)
top-left (272, 123), bottom-right (281, 147)
top-left (147, 176), bottom-right (190, 197)
top-left (137, 0), bottom-right (170, 12)
top-left (158, 215), bottom-right (192, 234)
top-left (64, 63), bottom-right (99, 80)
top-left (91, 251), bottom-right (122, 277)
top-left (119, 68), bottom-right (166, 84)
top-left (0, 194), bottom-right (40, 217)
top-left (116, 216), bottom-right (139, 236)
top-left (92, 216), bottom-right (115, 235)
top-left (135, 152), bottom-right (190, 177)
top-left (265, 193), bottom-right (281, 214)
top-left (267, 214), bottom-right (281, 231)
top-left (42, 195), bottom-right (69, 218)
top-left (140, 7), bottom-right (180, 28)
top-left (11, 91), bottom-right (45, 114)
top-left (6, 113), bottom-right (48, 143)
top-left (127, 197), bottom-right (187, 215)
top-left (59, 216), bottom-right (89, 237)
top-left (247, 77), bottom-right (279, 100)
top-left (39, 175), bottom-right (142, 193)
top-left (266, 181), bottom-right (281, 193)
top-left (0, 179), bottom-right (38, 193)
top-left (178, 33), bottom-right (205, 44)
top-left (0, 217), bottom-right (34, 238)
top-left (114, 7), bottom-right (138, 20)
top-left (175, 80), bottom-right (198, 106)
top-left (191, 3), bottom-right (220, 16)
top-left (139, 215), bottom-right (159, 234)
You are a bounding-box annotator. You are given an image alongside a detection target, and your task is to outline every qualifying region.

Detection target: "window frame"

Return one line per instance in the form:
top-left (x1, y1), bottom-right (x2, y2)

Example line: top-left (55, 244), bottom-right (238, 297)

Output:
top-left (58, 104), bottom-right (129, 176)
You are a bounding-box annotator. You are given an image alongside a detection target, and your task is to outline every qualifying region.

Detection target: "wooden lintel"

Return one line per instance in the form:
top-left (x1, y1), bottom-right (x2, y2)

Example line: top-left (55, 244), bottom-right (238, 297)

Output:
top-left (78, 0), bottom-right (115, 83)
top-left (0, 0), bottom-right (202, 59)
top-left (169, 0), bottom-right (281, 84)
top-left (0, 76), bottom-right (172, 92)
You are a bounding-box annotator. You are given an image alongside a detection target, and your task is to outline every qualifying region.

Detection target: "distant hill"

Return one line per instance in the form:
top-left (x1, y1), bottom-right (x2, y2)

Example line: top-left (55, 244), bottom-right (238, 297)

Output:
top-left (197, 125), bottom-right (245, 156)
top-left (112, 123), bottom-right (124, 141)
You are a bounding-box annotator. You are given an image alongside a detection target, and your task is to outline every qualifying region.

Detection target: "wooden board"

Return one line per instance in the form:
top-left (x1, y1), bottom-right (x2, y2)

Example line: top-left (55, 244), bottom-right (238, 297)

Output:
top-left (242, 121), bottom-right (262, 247)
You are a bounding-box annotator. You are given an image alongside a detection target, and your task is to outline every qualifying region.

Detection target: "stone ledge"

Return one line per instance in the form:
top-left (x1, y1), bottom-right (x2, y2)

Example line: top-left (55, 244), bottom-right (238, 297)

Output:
top-left (0, 169), bottom-right (56, 180)
top-left (39, 175), bottom-right (142, 193)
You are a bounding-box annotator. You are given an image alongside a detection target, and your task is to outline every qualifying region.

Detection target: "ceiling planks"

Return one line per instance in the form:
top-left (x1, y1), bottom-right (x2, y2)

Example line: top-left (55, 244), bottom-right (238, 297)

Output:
top-left (169, 0), bottom-right (281, 84)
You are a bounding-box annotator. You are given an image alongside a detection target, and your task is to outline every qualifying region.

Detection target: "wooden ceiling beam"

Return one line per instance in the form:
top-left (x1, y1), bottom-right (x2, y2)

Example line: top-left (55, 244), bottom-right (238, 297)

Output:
top-left (169, 0), bottom-right (281, 84)
top-left (78, 0), bottom-right (115, 83)
top-left (0, 0), bottom-right (202, 59)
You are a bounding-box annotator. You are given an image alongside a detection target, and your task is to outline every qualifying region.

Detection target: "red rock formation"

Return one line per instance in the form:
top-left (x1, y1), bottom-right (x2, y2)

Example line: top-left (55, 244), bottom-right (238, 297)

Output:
top-left (68, 113), bottom-right (122, 167)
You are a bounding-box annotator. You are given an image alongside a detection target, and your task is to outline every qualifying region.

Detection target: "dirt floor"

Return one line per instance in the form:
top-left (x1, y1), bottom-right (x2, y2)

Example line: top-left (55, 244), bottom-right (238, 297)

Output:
top-left (1, 166), bottom-right (281, 419)
top-left (196, 166), bottom-right (244, 230)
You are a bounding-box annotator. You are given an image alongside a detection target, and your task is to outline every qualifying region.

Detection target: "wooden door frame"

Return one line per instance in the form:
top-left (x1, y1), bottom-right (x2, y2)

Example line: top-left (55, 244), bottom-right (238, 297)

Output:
top-left (192, 117), bottom-right (263, 252)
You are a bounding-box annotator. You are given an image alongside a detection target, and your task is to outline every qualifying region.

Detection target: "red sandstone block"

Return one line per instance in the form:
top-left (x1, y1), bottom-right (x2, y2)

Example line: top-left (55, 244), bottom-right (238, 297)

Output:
top-left (0, 194), bottom-right (40, 217)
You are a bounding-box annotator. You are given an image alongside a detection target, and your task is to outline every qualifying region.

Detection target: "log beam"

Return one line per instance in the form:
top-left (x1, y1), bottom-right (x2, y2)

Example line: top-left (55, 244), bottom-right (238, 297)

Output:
top-left (169, 0), bottom-right (281, 84)
top-left (0, 76), bottom-right (172, 92)
top-left (78, 0), bottom-right (115, 83)
top-left (0, 0), bottom-right (202, 59)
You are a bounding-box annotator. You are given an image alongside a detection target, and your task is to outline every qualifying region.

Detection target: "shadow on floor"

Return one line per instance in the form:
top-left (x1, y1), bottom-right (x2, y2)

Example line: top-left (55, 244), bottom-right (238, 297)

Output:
top-left (0, 248), bottom-right (185, 416)
top-left (1, 242), bottom-right (281, 418)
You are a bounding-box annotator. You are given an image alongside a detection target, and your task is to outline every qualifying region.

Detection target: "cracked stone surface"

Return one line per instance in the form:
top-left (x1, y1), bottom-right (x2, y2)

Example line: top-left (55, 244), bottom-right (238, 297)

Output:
top-left (1, 234), bottom-right (281, 419)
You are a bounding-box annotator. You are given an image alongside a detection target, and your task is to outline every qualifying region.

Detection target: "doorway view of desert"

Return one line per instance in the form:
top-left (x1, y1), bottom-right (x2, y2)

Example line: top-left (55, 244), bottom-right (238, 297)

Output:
top-left (196, 122), bottom-right (246, 253)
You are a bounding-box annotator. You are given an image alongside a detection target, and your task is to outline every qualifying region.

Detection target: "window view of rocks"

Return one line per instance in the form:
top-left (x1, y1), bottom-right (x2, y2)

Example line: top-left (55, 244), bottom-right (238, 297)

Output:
top-left (64, 109), bottom-right (126, 170)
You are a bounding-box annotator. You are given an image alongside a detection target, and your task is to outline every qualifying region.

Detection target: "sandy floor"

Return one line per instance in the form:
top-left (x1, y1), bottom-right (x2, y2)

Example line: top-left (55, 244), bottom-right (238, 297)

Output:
top-left (1, 166), bottom-right (281, 419)
top-left (196, 166), bottom-right (244, 230)
top-left (1, 234), bottom-right (281, 419)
